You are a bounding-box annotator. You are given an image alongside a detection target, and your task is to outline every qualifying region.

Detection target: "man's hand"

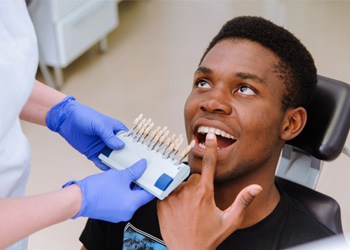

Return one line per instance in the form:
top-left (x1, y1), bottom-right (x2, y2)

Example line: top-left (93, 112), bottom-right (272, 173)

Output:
top-left (157, 132), bottom-right (262, 250)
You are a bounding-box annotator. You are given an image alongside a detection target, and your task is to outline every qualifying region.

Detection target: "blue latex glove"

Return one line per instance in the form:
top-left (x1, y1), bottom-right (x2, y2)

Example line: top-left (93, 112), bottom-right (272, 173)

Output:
top-left (63, 159), bottom-right (155, 222)
top-left (46, 96), bottom-right (127, 170)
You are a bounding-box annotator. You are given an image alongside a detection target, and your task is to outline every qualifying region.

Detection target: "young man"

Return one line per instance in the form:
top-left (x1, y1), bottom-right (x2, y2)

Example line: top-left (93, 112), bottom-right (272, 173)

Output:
top-left (79, 16), bottom-right (336, 249)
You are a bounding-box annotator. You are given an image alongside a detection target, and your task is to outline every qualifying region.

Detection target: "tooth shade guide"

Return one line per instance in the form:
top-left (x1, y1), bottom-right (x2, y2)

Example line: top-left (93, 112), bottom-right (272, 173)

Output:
top-left (161, 133), bottom-right (176, 154)
top-left (135, 118), bottom-right (151, 141)
top-left (123, 114), bottom-right (195, 163)
top-left (158, 130), bottom-right (169, 147)
top-left (150, 127), bottom-right (165, 150)
top-left (177, 139), bottom-right (195, 164)
top-left (147, 126), bottom-right (161, 146)
top-left (127, 113), bottom-right (143, 136)
top-left (140, 122), bottom-right (154, 143)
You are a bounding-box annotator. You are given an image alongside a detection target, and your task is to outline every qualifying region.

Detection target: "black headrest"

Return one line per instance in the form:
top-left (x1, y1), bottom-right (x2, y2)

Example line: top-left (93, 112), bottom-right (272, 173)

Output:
top-left (287, 75), bottom-right (350, 161)
top-left (275, 176), bottom-right (343, 234)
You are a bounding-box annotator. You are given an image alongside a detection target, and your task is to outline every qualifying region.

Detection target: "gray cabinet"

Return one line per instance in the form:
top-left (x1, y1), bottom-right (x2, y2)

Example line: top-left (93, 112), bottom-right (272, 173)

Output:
top-left (29, 0), bottom-right (118, 88)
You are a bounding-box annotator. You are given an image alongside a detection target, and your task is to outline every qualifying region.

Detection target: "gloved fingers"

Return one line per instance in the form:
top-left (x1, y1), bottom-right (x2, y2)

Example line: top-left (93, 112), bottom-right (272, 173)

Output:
top-left (125, 159), bottom-right (148, 181)
top-left (131, 189), bottom-right (155, 205)
top-left (96, 120), bottom-right (128, 150)
top-left (64, 164), bottom-right (155, 223)
top-left (112, 121), bottom-right (129, 133)
top-left (103, 132), bottom-right (125, 150)
top-left (125, 160), bottom-right (155, 204)
top-left (91, 157), bottom-right (111, 171)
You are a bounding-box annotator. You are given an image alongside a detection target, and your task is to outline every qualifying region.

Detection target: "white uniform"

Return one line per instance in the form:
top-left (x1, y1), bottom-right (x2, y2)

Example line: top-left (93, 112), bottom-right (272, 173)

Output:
top-left (0, 0), bottom-right (38, 249)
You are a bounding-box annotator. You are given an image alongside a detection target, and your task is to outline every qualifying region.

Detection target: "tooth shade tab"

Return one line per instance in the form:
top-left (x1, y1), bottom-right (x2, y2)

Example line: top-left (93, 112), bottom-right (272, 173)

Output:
top-left (126, 114), bottom-right (194, 163)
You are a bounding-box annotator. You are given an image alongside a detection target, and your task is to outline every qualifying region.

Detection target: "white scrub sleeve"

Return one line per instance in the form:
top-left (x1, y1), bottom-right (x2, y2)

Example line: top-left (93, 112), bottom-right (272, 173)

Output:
top-left (0, 0), bottom-right (38, 141)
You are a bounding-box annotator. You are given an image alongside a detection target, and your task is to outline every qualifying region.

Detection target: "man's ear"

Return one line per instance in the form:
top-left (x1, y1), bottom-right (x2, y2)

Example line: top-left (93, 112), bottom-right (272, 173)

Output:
top-left (280, 107), bottom-right (307, 141)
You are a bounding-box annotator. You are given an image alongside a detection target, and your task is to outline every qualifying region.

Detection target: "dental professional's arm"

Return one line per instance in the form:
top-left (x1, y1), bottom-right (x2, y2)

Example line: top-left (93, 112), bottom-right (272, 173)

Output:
top-left (157, 133), bottom-right (262, 250)
top-left (0, 183), bottom-right (81, 249)
top-left (20, 80), bottom-right (127, 170)
top-left (19, 80), bottom-right (66, 125)
top-left (0, 160), bottom-right (154, 249)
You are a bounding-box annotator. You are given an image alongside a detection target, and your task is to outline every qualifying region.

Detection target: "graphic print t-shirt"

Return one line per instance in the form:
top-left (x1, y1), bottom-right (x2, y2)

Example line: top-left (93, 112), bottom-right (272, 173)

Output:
top-left (80, 190), bottom-right (336, 250)
top-left (122, 223), bottom-right (166, 250)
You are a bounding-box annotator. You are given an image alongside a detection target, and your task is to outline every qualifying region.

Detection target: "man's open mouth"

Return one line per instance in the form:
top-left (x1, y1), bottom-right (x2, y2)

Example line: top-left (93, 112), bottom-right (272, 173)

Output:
top-left (195, 126), bottom-right (237, 149)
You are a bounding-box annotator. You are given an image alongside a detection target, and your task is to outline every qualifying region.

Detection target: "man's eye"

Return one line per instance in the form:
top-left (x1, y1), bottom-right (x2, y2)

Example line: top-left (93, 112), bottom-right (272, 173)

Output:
top-left (238, 86), bottom-right (255, 95)
top-left (197, 80), bottom-right (211, 89)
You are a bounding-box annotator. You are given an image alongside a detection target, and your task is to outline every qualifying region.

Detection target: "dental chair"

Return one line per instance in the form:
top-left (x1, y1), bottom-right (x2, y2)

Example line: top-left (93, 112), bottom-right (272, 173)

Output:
top-left (275, 75), bottom-right (350, 234)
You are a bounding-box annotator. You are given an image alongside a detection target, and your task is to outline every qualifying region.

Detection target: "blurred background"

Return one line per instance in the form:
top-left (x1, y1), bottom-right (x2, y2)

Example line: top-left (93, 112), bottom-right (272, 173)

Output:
top-left (22, 0), bottom-right (350, 249)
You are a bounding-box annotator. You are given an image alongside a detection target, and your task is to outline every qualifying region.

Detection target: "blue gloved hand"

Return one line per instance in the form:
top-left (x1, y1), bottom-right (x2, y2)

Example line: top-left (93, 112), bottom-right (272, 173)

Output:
top-left (63, 159), bottom-right (155, 223)
top-left (46, 96), bottom-right (127, 170)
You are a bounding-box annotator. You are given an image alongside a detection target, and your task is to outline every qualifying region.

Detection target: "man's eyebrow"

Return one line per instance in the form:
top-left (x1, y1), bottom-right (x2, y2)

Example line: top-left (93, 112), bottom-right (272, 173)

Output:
top-left (235, 72), bottom-right (266, 84)
top-left (195, 66), bottom-right (212, 74)
top-left (195, 68), bottom-right (266, 85)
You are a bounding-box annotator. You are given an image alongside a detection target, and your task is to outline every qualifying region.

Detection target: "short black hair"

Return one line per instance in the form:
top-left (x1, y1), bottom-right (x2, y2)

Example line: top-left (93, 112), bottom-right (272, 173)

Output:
top-left (200, 16), bottom-right (317, 110)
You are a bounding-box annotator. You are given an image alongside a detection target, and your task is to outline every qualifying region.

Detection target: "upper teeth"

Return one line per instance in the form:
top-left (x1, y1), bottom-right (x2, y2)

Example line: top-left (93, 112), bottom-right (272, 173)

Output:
top-left (197, 126), bottom-right (235, 140)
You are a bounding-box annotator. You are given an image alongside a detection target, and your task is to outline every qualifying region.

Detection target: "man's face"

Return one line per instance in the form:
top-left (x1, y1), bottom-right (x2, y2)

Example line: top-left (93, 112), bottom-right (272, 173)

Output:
top-left (184, 39), bottom-right (287, 183)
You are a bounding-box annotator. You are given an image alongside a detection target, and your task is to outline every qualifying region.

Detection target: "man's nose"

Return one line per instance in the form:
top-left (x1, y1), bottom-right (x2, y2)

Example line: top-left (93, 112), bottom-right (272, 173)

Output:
top-left (199, 88), bottom-right (232, 115)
